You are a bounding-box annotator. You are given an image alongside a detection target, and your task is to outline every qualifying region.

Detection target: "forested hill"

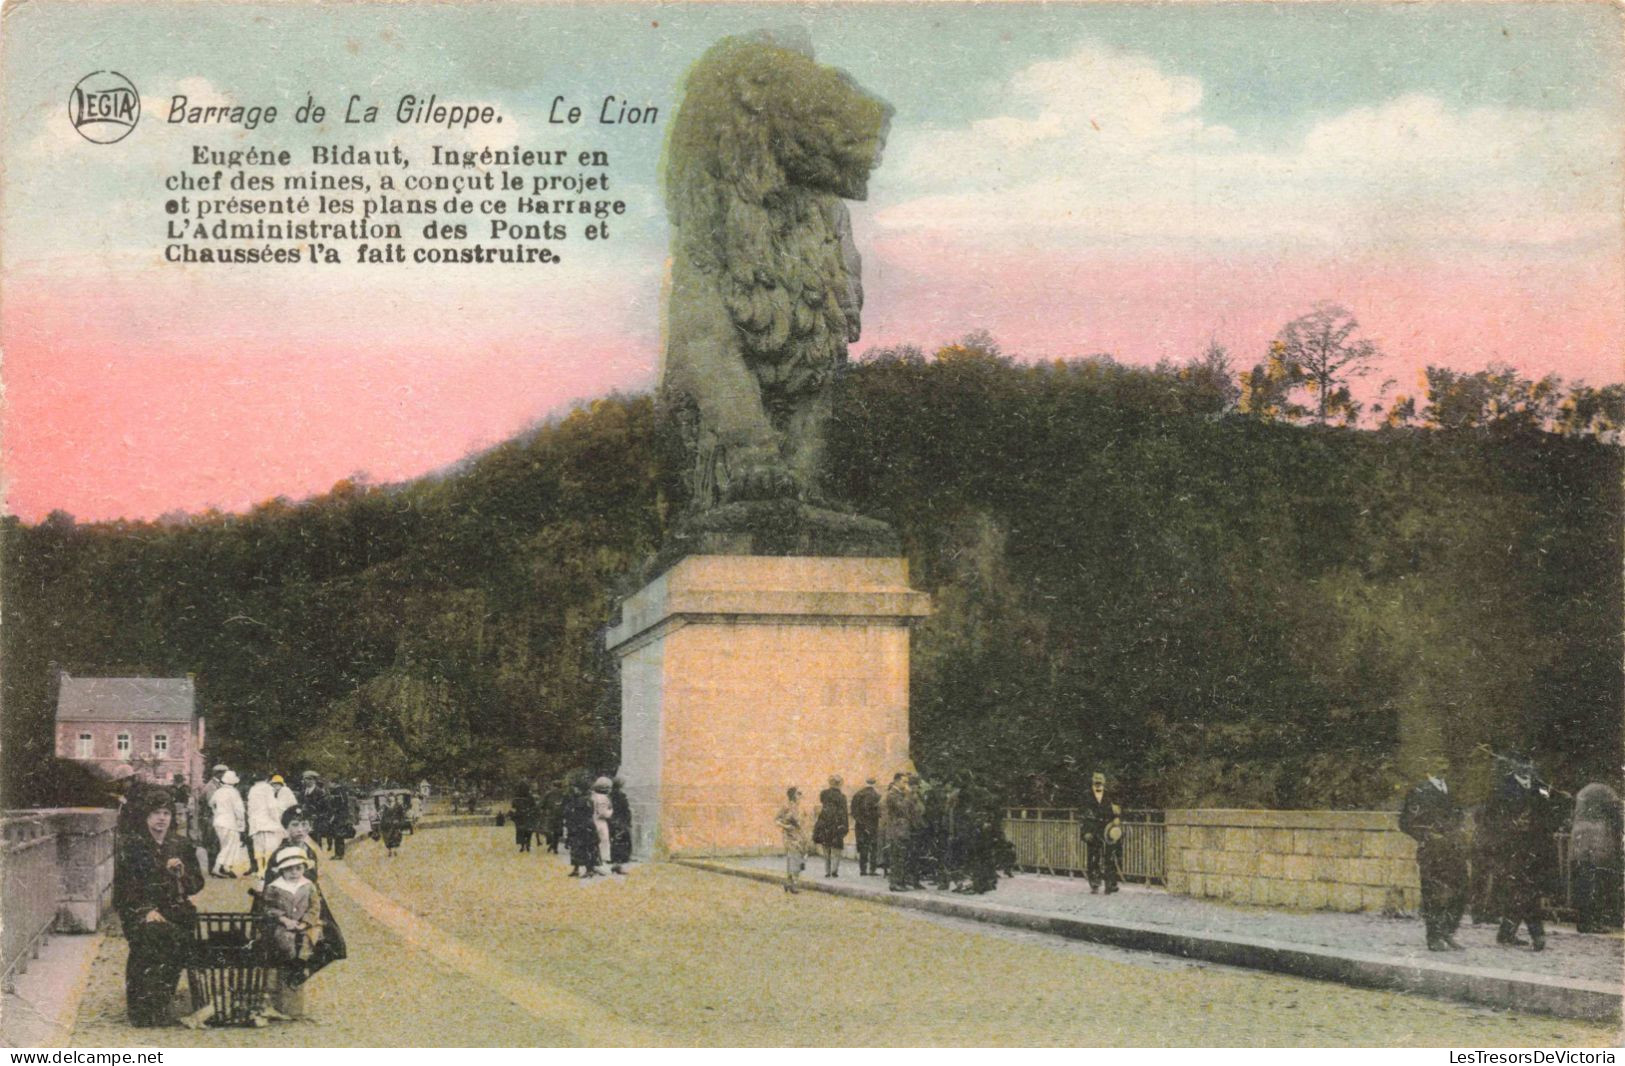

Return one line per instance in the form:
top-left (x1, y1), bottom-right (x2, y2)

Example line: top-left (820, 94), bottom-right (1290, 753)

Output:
top-left (5, 346), bottom-right (1619, 810)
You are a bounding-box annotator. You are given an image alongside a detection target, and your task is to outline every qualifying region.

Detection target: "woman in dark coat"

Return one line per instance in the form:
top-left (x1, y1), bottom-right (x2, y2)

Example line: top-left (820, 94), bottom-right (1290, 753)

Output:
top-left (564, 780), bottom-right (600, 878)
top-left (113, 785), bottom-right (205, 1027)
top-left (541, 786), bottom-right (565, 854)
top-left (511, 786), bottom-right (538, 853)
top-left (608, 778), bottom-right (633, 873)
top-left (812, 776), bottom-right (849, 878)
top-left (378, 798), bottom-right (406, 856)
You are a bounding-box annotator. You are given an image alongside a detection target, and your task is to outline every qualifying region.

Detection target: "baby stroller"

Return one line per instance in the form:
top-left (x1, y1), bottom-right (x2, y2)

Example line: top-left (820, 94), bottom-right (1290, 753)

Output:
top-left (183, 912), bottom-right (271, 1027)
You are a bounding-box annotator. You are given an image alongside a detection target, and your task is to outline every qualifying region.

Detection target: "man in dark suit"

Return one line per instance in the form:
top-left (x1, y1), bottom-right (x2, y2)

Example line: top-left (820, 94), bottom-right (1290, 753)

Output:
top-left (1484, 754), bottom-right (1557, 951)
top-left (851, 778), bottom-right (882, 875)
top-left (1079, 770), bottom-right (1122, 894)
top-left (1399, 758), bottom-right (1468, 951)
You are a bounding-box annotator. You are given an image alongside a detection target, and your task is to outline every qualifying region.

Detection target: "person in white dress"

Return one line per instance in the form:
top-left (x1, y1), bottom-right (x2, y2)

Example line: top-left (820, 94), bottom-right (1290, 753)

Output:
top-left (210, 771), bottom-right (248, 876)
top-left (591, 777), bottom-right (614, 865)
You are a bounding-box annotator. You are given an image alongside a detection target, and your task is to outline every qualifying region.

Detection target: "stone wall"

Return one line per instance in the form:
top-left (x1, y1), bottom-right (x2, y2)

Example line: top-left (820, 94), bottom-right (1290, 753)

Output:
top-left (1163, 809), bottom-right (1420, 913)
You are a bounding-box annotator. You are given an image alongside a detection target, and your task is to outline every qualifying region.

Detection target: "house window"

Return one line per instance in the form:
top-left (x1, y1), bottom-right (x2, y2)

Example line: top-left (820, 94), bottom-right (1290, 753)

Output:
top-left (152, 733), bottom-right (168, 755)
top-left (116, 733), bottom-right (131, 758)
top-left (77, 733), bottom-right (94, 758)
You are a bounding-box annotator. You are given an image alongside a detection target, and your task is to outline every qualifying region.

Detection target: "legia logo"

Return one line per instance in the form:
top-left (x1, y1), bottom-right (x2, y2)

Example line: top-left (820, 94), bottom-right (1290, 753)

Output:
top-left (69, 71), bottom-right (140, 144)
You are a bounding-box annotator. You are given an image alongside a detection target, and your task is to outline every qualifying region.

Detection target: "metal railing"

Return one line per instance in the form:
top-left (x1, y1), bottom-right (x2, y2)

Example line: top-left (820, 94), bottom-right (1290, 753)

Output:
top-left (1005, 808), bottom-right (1165, 885)
top-left (2, 814), bottom-right (60, 991)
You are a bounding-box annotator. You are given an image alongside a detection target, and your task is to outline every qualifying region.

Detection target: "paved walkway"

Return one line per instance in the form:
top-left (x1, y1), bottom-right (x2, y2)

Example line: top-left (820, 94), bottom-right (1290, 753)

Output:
top-left (1, 933), bottom-right (102, 1047)
top-left (694, 857), bottom-right (1623, 1020)
top-left (68, 865), bottom-right (552, 1045)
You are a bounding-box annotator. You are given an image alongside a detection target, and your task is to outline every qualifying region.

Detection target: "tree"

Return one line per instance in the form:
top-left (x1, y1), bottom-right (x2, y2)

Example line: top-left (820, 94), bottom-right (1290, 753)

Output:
top-left (1183, 338), bottom-right (1242, 414)
top-left (1269, 303), bottom-right (1382, 424)
top-left (1423, 364), bottom-right (1562, 433)
top-left (1556, 383), bottom-right (1625, 441)
top-left (1238, 340), bottom-right (1306, 421)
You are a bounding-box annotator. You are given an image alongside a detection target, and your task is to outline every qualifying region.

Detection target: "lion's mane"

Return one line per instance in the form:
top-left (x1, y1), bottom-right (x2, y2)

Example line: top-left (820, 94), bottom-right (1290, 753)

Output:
top-left (661, 35), bottom-right (890, 507)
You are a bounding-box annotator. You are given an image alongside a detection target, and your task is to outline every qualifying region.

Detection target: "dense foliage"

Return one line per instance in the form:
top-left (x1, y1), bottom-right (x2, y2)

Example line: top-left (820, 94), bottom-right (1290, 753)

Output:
top-left (5, 347), bottom-right (1618, 812)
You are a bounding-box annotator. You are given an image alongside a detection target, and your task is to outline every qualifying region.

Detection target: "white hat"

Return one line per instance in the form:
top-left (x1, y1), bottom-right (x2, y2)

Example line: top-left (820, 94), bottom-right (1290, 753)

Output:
top-left (221, 770), bottom-right (240, 785)
top-left (271, 846), bottom-right (310, 873)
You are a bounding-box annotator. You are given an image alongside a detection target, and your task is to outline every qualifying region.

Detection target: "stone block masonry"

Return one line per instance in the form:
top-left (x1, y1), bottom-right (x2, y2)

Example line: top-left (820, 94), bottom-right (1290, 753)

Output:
top-left (607, 555), bottom-right (930, 857)
top-left (1163, 809), bottom-right (1420, 913)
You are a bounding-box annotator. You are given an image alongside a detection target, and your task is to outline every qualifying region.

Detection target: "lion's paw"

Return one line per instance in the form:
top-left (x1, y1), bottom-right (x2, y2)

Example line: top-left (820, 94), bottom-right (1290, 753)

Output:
top-left (725, 458), bottom-right (801, 502)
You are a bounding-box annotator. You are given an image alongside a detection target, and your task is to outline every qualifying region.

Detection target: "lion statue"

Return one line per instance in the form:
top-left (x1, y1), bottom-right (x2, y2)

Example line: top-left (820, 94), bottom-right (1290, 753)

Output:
top-left (661, 32), bottom-right (891, 512)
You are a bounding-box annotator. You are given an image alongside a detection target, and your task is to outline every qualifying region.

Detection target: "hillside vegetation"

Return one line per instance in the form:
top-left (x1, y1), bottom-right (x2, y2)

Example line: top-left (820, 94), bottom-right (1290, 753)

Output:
top-left (5, 343), bottom-right (1618, 810)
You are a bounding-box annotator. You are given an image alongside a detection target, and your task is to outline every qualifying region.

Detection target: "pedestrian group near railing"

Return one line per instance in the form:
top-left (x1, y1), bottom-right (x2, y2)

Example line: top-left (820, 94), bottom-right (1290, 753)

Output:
top-left (778, 770), bottom-right (1017, 896)
top-left (1400, 750), bottom-right (1622, 954)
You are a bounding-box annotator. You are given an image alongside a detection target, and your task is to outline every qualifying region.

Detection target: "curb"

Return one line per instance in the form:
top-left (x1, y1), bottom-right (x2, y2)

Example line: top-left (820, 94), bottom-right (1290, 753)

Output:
top-left (677, 859), bottom-right (1621, 1023)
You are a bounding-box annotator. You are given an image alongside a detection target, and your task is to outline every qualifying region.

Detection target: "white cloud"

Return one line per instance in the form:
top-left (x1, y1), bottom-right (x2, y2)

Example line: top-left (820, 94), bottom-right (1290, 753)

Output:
top-left (875, 43), bottom-right (1621, 259)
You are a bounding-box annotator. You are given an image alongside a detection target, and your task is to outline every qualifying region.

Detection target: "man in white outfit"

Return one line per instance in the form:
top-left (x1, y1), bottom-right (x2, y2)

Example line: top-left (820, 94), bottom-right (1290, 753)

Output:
top-left (247, 774), bottom-right (297, 874)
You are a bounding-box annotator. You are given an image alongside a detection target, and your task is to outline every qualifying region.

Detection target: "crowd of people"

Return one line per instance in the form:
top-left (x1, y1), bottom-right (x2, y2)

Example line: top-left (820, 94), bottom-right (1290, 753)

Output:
top-left (506, 772), bottom-right (633, 877)
top-left (776, 772), bottom-right (1016, 895)
top-left (105, 747), bottom-right (1620, 1028)
top-left (109, 764), bottom-right (388, 1027)
top-left (1400, 752), bottom-right (1623, 953)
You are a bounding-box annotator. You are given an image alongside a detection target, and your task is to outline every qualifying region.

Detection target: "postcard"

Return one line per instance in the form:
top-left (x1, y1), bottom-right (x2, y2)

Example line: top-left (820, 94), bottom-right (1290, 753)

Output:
top-left (1, 0), bottom-right (1620, 1050)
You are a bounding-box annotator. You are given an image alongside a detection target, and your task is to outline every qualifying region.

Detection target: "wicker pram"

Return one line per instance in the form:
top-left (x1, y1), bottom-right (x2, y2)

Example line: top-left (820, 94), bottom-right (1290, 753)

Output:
top-left (184, 912), bottom-right (270, 1027)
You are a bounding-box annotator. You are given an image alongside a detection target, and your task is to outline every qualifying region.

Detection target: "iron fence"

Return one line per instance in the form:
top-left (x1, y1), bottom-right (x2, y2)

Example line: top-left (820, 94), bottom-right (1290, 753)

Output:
top-left (1005, 808), bottom-right (1165, 885)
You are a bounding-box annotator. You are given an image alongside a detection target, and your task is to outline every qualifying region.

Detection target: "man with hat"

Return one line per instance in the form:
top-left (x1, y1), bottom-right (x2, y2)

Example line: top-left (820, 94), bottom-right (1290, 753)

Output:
top-left (1079, 770), bottom-right (1123, 894)
top-left (1484, 753), bottom-right (1558, 950)
top-left (113, 784), bottom-right (205, 1026)
top-left (850, 777), bottom-right (882, 876)
top-left (299, 772), bottom-right (332, 853)
top-left (880, 773), bottom-right (918, 891)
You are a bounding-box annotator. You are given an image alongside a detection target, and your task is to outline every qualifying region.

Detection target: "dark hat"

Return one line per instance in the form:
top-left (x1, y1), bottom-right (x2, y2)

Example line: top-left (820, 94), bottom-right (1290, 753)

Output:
top-left (126, 785), bottom-right (172, 819)
top-left (280, 805), bottom-right (310, 828)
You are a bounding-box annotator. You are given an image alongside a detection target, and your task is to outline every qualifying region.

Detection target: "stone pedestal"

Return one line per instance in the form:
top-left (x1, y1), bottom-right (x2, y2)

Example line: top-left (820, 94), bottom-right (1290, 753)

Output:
top-left (46, 809), bottom-right (118, 932)
top-left (606, 555), bottom-right (930, 857)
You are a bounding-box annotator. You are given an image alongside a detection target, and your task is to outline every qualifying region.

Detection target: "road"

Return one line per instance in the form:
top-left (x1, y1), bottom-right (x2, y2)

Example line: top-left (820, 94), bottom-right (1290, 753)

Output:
top-left (69, 825), bottom-right (1620, 1046)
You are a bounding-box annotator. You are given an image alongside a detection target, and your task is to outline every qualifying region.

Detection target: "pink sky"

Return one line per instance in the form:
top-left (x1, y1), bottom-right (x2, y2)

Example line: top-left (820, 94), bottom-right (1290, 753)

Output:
top-left (6, 243), bottom-right (1620, 524)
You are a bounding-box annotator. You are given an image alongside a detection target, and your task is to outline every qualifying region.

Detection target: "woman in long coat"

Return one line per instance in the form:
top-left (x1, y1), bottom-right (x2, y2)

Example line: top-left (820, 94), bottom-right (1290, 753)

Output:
top-left (812, 776), bottom-right (849, 878)
top-left (608, 778), bottom-right (633, 874)
top-left (378, 798), bottom-right (406, 856)
top-left (590, 777), bottom-right (614, 867)
top-left (209, 770), bottom-right (248, 877)
top-left (565, 780), bottom-right (600, 877)
top-left (511, 786), bottom-right (538, 853)
top-left (114, 785), bottom-right (205, 1027)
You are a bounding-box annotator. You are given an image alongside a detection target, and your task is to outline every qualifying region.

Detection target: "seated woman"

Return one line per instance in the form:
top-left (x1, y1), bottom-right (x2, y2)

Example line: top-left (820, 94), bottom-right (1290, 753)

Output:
top-left (114, 785), bottom-right (205, 1027)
